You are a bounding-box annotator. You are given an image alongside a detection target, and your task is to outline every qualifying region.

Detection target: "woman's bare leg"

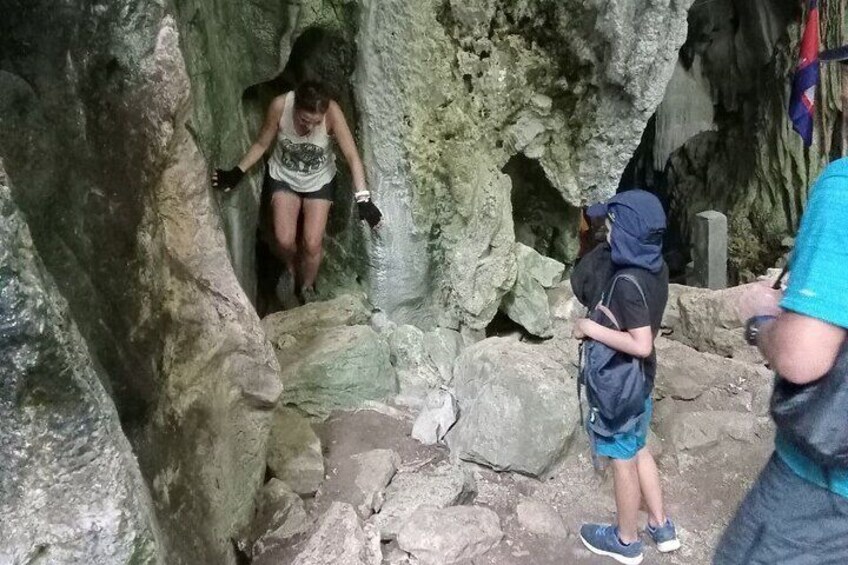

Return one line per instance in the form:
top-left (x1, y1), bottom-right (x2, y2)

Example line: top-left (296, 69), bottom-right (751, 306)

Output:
top-left (270, 191), bottom-right (301, 275)
top-left (299, 197), bottom-right (332, 291)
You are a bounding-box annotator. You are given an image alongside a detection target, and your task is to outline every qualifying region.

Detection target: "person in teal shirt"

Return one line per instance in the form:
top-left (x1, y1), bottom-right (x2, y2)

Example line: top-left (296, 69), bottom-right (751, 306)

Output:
top-left (714, 158), bottom-right (848, 564)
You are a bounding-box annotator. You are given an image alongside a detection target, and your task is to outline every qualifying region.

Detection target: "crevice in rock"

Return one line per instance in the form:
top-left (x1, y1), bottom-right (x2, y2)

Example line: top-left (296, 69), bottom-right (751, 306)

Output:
top-left (232, 539), bottom-right (251, 565)
top-left (241, 24), bottom-right (366, 317)
top-left (503, 154), bottom-right (580, 267)
top-left (485, 310), bottom-right (527, 339)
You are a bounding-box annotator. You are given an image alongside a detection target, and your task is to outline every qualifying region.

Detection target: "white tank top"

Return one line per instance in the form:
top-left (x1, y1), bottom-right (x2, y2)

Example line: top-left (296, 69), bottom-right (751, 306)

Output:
top-left (267, 93), bottom-right (337, 192)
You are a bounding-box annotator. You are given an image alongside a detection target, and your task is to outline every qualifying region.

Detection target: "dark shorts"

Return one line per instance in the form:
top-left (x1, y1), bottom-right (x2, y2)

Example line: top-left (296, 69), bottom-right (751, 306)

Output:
top-left (713, 453), bottom-right (848, 565)
top-left (264, 173), bottom-right (335, 202)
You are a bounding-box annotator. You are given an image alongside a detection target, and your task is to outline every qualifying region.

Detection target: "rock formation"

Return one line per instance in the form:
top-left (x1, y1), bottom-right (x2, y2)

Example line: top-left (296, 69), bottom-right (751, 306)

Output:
top-left (0, 4), bottom-right (280, 563)
top-left (0, 165), bottom-right (164, 563)
top-left (356, 0), bottom-right (695, 329)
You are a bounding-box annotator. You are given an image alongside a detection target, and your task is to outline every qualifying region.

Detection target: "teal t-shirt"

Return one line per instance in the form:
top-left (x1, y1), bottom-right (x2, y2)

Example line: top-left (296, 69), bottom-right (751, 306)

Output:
top-left (776, 157), bottom-right (848, 498)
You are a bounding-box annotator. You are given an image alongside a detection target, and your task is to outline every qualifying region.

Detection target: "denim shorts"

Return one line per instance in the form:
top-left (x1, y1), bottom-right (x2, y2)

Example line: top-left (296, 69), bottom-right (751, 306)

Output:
top-left (592, 397), bottom-right (652, 460)
top-left (713, 453), bottom-right (848, 565)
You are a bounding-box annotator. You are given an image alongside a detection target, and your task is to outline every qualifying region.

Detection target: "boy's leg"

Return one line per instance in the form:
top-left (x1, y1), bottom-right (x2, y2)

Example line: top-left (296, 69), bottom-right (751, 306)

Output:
top-left (611, 457), bottom-right (641, 543)
top-left (635, 448), bottom-right (666, 527)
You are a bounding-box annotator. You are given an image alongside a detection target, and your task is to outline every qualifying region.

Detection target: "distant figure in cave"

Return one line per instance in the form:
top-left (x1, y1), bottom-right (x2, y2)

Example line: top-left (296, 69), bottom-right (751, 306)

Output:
top-left (213, 80), bottom-right (381, 307)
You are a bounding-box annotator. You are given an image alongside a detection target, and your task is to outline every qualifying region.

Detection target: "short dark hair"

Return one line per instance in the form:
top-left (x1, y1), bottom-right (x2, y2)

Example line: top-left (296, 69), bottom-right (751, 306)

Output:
top-left (294, 80), bottom-right (330, 113)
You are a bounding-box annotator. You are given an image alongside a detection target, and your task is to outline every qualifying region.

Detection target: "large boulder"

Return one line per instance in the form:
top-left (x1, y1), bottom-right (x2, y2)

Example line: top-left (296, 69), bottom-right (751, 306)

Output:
top-left (291, 502), bottom-right (382, 565)
top-left (261, 294), bottom-right (372, 349)
top-left (501, 243), bottom-right (565, 337)
top-left (370, 462), bottom-right (477, 540)
top-left (448, 337), bottom-right (580, 477)
top-left (397, 505), bottom-right (503, 565)
top-left (278, 325), bottom-right (398, 418)
top-left (243, 479), bottom-right (309, 558)
top-left (654, 338), bottom-right (772, 403)
top-left (0, 6), bottom-right (283, 562)
top-left (0, 171), bottom-right (164, 563)
top-left (266, 407), bottom-right (325, 495)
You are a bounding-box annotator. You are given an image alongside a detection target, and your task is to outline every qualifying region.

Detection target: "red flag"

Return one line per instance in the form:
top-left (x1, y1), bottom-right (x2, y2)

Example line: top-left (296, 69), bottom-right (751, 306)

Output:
top-left (789, 0), bottom-right (820, 146)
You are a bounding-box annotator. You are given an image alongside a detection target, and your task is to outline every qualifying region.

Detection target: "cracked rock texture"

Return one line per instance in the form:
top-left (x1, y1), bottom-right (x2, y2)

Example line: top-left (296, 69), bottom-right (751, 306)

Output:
top-left (636, 0), bottom-right (846, 281)
top-left (0, 165), bottom-right (164, 564)
top-left (0, 3), bottom-right (281, 564)
top-left (356, 0), bottom-right (694, 330)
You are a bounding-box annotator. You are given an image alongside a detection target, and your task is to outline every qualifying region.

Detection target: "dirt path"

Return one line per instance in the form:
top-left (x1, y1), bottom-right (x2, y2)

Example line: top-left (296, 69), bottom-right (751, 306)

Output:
top-left (262, 408), bottom-right (772, 565)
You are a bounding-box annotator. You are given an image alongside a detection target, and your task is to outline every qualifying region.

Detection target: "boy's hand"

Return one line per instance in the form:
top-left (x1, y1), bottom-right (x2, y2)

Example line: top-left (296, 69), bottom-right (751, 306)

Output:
top-left (572, 318), bottom-right (590, 340)
top-left (737, 281), bottom-right (783, 324)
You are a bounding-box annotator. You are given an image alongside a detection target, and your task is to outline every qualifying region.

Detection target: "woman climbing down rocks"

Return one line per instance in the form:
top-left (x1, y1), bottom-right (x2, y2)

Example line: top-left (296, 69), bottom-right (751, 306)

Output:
top-left (212, 80), bottom-right (382, 307)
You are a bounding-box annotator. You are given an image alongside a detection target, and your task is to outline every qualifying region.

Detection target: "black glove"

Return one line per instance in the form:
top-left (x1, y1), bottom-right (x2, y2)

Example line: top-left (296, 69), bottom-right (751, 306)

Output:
top-left (355, 191), bottom-right (382, 228)
top-left (213, 166), bottom-right (245, 192)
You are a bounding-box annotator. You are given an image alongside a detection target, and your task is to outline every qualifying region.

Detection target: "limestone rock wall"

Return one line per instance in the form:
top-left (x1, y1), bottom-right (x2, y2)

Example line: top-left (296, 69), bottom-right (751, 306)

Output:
top-left (648, 0), bottom-right (844, 280)
top-left (0, 164), bottom-right (164, 563)
top-left (356, 0), bottom-right (694, 330)
top-left (0, 2), bottom-right (281, 563)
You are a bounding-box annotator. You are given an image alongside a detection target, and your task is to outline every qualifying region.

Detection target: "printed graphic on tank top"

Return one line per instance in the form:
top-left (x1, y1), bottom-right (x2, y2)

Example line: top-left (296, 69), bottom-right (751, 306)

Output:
top-left (268, 92), bottom-right (337, 192)
top-left (278, 138), bottom-right (327, 173)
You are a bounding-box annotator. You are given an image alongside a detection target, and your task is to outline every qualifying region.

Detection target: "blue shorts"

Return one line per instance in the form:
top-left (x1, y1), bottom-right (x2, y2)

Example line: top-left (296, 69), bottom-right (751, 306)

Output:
top-left (592, 397), bottom-right (652, 460)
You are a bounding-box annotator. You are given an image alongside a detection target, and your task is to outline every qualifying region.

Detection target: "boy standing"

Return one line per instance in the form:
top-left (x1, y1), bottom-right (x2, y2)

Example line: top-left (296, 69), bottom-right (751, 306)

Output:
top-left (570, 190), bottom-right (680, 565)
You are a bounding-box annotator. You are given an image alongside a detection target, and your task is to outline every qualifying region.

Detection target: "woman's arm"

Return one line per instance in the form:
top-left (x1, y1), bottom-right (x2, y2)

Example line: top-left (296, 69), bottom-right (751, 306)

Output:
top-left (237, 95), bottom-right (286, 172)
top-left (327, 101), bottom-right (367, 192)
top-left (574, 319), bottom-right (654, 358)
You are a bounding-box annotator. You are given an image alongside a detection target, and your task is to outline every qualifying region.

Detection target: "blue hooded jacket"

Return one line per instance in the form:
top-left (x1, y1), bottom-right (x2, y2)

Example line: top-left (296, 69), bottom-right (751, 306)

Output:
top-left (586, 190), bottom-right (666, 273)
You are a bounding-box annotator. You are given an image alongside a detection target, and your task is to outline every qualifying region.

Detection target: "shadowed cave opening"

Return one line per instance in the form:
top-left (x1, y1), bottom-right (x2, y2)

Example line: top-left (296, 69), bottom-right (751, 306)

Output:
top-left (503, 154), bottom-right (581, 268)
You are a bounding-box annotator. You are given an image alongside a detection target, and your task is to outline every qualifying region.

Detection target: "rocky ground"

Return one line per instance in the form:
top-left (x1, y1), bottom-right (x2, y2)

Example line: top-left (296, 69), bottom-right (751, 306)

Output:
top-left (241, 279), bottom-right (777, 565)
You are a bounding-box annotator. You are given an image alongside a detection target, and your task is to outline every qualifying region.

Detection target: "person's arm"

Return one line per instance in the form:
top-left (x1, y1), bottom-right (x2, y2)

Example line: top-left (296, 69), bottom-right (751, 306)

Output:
top-left (212, 96), bottom-right (285, 192)
top-left (573, 275), bottom-right (654, 357)
top-left (737, 170), bottom-right (848, 384)
top-left (327, 101), bottom-right (366, 192)
top-left (575, 319), bottom-right (654, 358)
top-left (753, 311), bottom-right (845, 384)
top-left (237, 95), bottom-right (286, 172)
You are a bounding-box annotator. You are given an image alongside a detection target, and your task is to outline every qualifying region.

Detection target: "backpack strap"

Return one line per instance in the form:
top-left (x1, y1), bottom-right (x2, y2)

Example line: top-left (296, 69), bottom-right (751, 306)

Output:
top-left (577, 341), bottom-right (585, 426)
top-left (603, 272), bottom-right (649, 311)
top-left (600, 271), bottom-right (651, 387)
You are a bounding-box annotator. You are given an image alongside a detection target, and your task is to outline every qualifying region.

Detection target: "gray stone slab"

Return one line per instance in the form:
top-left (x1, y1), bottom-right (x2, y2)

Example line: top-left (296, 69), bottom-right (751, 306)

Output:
top-left (693, 210), bottom-right (727, 290)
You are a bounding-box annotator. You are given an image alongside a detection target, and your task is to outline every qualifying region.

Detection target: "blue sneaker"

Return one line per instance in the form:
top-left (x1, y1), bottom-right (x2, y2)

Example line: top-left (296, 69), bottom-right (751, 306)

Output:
top-left (646, 518), bottom-right (681, 553)
top-left (579, 523), bottom-right (644, 565)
